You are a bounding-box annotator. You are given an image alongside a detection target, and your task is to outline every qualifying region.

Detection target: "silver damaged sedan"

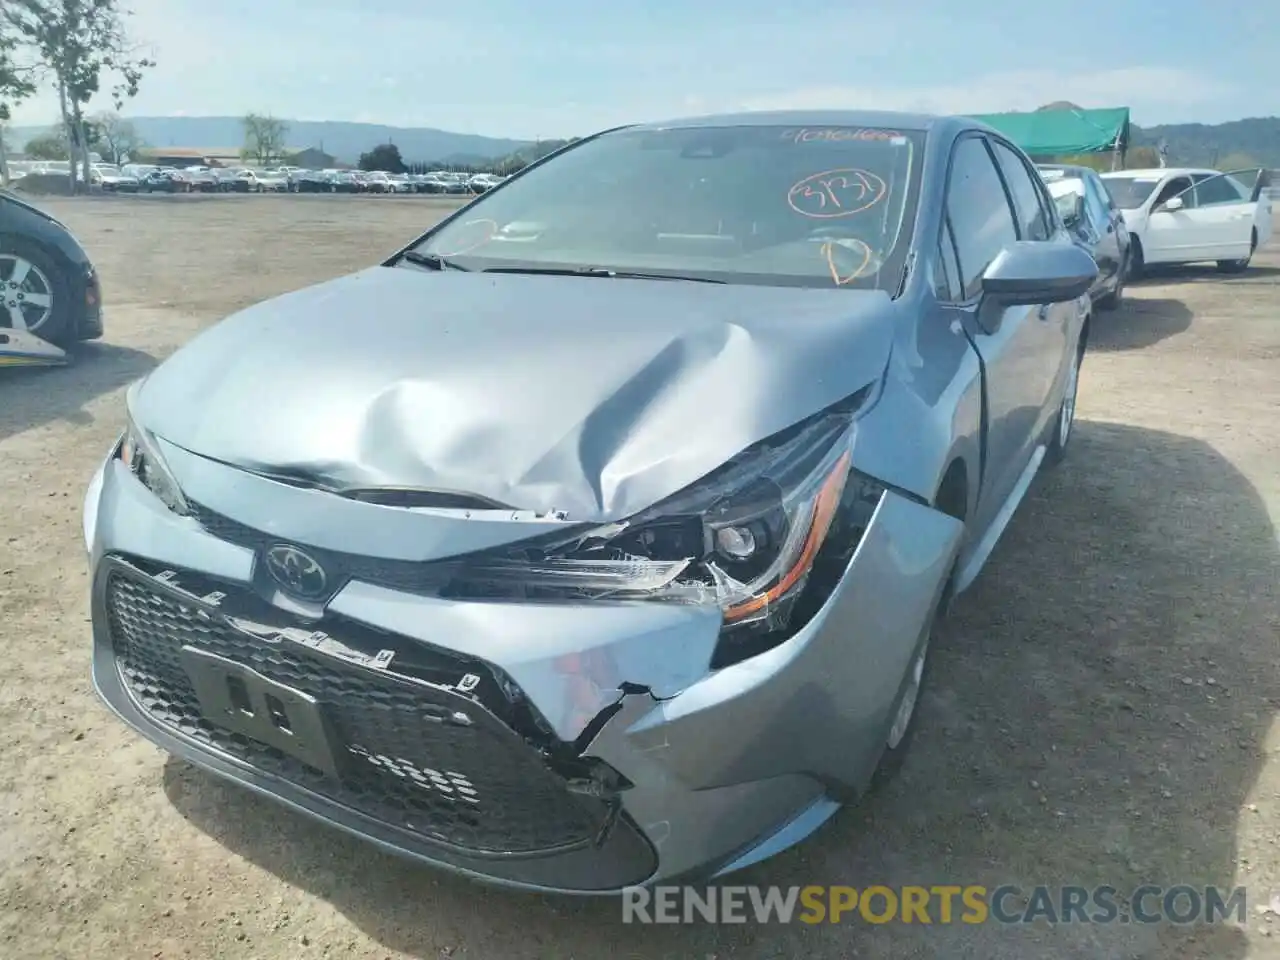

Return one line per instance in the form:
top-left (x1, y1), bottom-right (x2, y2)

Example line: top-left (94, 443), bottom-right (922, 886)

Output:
top-left (84, 110), bottom-right (1097, 893)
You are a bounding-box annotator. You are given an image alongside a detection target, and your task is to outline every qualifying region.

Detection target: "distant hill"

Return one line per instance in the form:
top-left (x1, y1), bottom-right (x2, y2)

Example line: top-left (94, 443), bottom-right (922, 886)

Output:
top-left (5, 116), bottom-right (532, 165)
top-left (1130, 117), bottom-right (1280, 168)
top-left (8, 112), bottom-right (1279, 169)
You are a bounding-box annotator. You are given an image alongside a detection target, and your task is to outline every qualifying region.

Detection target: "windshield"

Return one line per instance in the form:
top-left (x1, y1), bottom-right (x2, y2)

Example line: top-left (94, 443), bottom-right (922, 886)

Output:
top-left (412, 124), bottom-right (924, 291)
top-left (1100, 175), bottom-right (1161, 209)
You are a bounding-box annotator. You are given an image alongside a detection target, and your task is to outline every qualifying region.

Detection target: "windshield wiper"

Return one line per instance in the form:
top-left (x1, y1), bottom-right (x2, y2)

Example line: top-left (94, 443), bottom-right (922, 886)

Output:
top-left (399, 250), bottom-right (471, 271)
top-left (482, 265), bottom-right (725, 283)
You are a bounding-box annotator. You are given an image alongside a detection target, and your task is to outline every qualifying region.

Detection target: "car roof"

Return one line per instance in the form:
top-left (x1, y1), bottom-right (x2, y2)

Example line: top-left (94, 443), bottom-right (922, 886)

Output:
top-left (1037, 163), bottom-right (1098, 177)
top-left (1102, 167), bottom-right (1218, 178)
top-left (631, 109), bottom-right (947, 134)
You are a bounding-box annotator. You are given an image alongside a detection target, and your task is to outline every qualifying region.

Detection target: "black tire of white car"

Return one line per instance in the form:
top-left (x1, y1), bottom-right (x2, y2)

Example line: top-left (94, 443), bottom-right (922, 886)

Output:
top-left (1128, 238), bottom-right (1145, 279)
top-left (0, 238), bottom-right (73, 347)
top-left (1217, 228), bottom-right (1257, 274)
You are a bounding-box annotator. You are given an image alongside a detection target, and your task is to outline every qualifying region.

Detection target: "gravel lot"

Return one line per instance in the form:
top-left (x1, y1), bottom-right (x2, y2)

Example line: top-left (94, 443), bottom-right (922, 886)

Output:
top-left (2, 195), bottom-right (1279, 960)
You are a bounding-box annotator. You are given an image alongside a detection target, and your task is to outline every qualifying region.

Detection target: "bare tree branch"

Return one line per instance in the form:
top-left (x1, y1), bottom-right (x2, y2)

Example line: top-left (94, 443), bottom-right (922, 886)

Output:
top-left (91, 109), bottom-right (142, 163)
top-left (242, 113), bottom-right (289, 166)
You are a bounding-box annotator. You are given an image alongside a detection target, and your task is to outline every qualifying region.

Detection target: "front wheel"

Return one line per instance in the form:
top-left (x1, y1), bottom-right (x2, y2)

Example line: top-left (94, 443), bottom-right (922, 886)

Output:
top-left (869, 600), bottom-right (938, 787)
top-left (1045, 338), bottom-right (1083, 467)
top-left (1128, 238), bottom-right (1145, 280)
top-left (0, 239), bottom-right (74, 347)
top-left (1217, 229), bottom-right (1257, 273)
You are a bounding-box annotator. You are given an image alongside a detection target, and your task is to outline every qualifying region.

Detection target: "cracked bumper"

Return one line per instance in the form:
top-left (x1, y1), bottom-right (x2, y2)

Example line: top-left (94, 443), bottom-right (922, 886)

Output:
top-left (84, 452), bottom-right (962, 893)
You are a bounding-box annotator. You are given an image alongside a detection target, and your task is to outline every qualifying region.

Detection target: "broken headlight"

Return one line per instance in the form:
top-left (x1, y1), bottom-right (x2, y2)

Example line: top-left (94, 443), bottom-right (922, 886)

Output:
top-left (451, 400), bottom-right (872, 634)
top-left (117, 382), bottom-right (190, 516)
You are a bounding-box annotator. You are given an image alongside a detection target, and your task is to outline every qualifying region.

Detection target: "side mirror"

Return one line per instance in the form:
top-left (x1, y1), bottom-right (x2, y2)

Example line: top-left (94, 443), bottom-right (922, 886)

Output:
top-left (1157, 195), bottom-right (1184, 213)
top-left (1065, 194), bottom-right (1086, 228)
top-left (1054, 193), bottom-right (1084, 228)
top-left (978, 242), bottom-right (1097, 332)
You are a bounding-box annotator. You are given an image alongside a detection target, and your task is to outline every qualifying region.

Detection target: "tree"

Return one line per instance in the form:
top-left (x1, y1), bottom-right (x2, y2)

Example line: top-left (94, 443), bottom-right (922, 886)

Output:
top-left (24, 129), bottom-right (69, 159)
top-left (358, 142), bottom-right (405, 173)
top-left (1123, 146), bottom-right (1159, 170)
top-left (91, 109), bottom-right (141, 162)
top-left (0, 20), bottom-right (37, 183)
top-left (241, 113), bottom-right (288, 165)
top-left (1217, 152), bottom-right (1260, 173)
top-left (6, 0), bottom-right (155, 192)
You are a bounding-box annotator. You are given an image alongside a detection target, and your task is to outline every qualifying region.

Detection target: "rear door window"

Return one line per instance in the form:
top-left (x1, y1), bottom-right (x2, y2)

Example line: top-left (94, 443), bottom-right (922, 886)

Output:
top-left (989, 141), bottom-right (1051, 240)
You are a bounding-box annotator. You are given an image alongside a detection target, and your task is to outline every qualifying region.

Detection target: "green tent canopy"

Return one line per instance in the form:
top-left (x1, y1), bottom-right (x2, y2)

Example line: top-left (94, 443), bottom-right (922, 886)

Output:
top-left (969, 106), bottom-right (1131, 156)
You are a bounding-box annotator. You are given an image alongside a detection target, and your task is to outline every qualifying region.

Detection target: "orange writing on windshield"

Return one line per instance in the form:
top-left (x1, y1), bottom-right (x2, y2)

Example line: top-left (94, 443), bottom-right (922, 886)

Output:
top-left (788, 168), bottom-right (886, 219)
top-left (820, 239), bottom-right (873, 286)
top-left (781, 128), bottom-right (904, 145)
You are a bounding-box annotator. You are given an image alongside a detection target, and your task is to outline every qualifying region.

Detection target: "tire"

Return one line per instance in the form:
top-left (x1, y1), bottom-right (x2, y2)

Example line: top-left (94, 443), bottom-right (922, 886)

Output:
top-left (869, 594), bottom-right (938, 786)
top-left (0, 238), bottom-right (75, 347)
top-left (1217, 229), bottom-right (1257, 273)
top-left (1045, 335), bottom-right (1084, 467)
top-left (1096, 254), bottom-right (1126, 311)
top-left (1127, 238), bottom-right (1144, 279)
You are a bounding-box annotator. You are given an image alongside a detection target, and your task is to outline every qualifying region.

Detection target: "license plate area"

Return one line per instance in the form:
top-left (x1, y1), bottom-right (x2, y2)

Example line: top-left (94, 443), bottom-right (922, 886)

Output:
top-left (180, 645), bottom-right (342, 778)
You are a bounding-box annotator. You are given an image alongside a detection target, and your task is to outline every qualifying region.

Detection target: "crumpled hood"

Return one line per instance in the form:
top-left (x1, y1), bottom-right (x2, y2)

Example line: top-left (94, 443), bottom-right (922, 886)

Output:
top-left (136, 266), bottom-right (895, 522)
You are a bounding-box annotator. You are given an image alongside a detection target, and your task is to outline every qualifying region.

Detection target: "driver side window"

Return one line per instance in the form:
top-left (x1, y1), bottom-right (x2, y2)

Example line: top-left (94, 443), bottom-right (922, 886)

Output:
top-left (944, 136), bottom-right (1019, 300)
top-left (1152, 176), bottom-right (1193, 209)
top-left (1191, 174), bottom-right (1246, 206)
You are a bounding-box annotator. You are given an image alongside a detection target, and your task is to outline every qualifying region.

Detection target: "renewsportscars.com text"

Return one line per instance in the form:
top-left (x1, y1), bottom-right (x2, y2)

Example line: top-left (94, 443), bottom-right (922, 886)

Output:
top-left (621, 884), bottom-right (1247, 925)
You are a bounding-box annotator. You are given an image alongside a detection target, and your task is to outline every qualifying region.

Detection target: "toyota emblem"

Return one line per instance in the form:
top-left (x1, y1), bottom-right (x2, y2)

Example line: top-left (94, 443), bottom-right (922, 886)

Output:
top-left (263, 544), bottom-right (328, 599)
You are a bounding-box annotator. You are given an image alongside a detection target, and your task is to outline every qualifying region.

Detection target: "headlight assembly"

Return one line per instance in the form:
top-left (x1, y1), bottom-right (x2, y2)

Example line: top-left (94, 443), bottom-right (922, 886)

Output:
top-left (117, 383), bottom-right (190, 516)
top-left (449, 394), bottom-right (883, 637)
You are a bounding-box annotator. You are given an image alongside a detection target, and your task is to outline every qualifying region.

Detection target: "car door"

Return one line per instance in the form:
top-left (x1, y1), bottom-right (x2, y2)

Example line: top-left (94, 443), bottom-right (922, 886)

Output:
top-left (1082, 172), bottom-right (1122, 285)
top-left (1141, 175), bottom-right (1204, 262)
top-left (1093, 171), bottom-right (1132, 271)
top-left (1245, 168), bottom-right (1275, 247)
top-left (1218, 168), bottom-right (1272, 249)
top-left (1173, 172), bottom-right (1258, 259)
top-left (941, 135), bottom-right (1067, 540)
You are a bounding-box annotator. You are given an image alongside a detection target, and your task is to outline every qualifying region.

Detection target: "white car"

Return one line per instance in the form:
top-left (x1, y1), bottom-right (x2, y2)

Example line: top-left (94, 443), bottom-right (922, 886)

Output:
top-left (1100, 167), bottom-right (1272, 273)
top-left (240, 169), bottom-right (288, 192)
top-left (91, 164), bottom-right (141, 192)
top-left (467, 173), bottom-right (503, 193)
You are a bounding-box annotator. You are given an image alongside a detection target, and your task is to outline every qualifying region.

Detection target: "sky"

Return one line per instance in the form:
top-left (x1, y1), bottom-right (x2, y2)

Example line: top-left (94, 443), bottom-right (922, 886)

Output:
top-left (7, 0), bottom-right (1277, 139)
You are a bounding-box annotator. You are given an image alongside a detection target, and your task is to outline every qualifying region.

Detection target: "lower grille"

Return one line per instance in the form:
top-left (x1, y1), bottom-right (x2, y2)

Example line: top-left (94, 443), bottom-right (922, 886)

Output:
top-left (105, 570), bottom-right (602, 856)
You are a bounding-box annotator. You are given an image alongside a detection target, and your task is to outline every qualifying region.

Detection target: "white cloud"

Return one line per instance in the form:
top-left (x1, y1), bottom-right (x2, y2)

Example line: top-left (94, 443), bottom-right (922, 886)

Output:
top-left (739, 67), bottom-right (1238, 122)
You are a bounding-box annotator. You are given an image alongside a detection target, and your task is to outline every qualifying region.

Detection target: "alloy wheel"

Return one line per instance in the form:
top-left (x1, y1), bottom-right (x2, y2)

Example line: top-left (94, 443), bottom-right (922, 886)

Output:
top-left (887, 638), bottom-right (928, 750)
top-left (0, 254), bottom-right (54, 332)
top-left (1058, 346), bottom-right (1080, 446)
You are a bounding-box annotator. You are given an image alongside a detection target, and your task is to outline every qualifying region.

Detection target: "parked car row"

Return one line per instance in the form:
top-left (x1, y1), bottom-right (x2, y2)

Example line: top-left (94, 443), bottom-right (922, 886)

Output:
top-left (111, 164), bottom-right (292, 194)
top-left (75, 165), bottom-right (508, 196)
top-left (1033, 163), bottom-right (1273, 313)
top-left (4, 161), bottom-right (504, 196)
top-left (289, 169), bottom-right (505, 194)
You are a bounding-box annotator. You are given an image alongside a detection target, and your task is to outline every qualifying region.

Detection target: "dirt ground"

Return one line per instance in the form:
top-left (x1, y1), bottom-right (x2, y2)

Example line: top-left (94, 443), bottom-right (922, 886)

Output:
top-left (2, 195), bottom-right (1279, 960)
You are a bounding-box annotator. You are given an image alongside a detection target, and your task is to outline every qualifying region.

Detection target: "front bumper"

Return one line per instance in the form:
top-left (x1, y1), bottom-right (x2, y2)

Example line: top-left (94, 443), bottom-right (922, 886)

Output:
top-left (84, 448), bottom-right (962, 893)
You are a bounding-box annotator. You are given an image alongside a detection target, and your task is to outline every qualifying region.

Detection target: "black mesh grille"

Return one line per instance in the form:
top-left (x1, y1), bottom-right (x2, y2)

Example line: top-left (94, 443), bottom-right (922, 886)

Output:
top-left (106, 571), bottom-right (602, 855)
